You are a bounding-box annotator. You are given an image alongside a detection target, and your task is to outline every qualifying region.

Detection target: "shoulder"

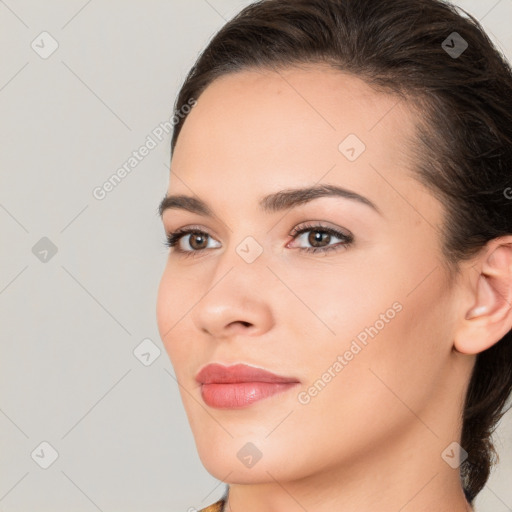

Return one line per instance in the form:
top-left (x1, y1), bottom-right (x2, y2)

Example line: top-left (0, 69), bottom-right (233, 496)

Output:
top-left (197, 498), bottom-right (225, 512)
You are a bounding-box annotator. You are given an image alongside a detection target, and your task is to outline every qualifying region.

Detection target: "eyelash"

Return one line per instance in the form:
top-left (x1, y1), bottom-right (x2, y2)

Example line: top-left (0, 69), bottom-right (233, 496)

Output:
top-left (162, 222), bottom-right (354, 258)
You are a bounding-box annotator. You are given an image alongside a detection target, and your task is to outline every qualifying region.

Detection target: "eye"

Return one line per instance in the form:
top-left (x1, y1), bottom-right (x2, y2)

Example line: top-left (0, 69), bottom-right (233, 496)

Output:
top-left (287, 222), bottom-right (354, 254)
top-left (163, 225), bottom-right (220, 257)
top-left (162, 222), bottom-right (354, 257)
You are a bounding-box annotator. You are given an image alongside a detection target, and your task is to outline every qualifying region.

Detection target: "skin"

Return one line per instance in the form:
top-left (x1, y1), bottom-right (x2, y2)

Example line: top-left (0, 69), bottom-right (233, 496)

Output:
top-left (156, 64), bottom-right (512, 512)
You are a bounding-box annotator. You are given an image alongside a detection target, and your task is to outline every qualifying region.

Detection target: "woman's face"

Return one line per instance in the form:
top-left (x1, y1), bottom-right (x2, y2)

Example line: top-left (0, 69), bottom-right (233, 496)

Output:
top-left (156, 65), bottom-right (469, 485)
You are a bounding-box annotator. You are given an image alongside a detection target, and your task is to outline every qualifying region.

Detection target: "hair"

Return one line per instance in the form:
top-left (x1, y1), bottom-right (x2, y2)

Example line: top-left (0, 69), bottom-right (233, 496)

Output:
top-left (169, 0), bottom-right (512, 503)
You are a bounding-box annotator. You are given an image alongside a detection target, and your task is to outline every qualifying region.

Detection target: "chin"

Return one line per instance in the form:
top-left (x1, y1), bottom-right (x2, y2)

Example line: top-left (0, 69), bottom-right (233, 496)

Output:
top-left (194, 432), bottom-right (312, 485)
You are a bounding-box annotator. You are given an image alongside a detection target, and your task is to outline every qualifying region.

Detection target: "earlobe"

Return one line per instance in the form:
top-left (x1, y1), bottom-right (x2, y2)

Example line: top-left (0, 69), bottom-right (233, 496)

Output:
top-left (454, 240), bottom-right (512, 355)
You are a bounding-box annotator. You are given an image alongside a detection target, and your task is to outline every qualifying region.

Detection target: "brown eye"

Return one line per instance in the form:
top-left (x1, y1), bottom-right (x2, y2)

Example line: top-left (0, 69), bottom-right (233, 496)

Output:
top-left (308, 230), bottom-right (331, 248)
top-left (164, 227), bottom-right (221, 254)
top-left (288, 223), bottom-right (354, 254)
top-left (189, 232), bottom-right (209, 250)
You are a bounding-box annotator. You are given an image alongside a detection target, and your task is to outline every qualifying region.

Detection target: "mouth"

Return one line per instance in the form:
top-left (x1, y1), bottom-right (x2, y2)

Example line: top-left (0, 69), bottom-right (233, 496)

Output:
top-left (196, 363), bottom-right (300, 409)
top-left (200, 381), bottom-right (300, 408)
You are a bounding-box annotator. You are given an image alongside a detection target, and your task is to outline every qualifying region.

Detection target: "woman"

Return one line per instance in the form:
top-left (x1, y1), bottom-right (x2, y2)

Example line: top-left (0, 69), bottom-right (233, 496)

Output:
top-left (156, 0), bottom-right (512, 510)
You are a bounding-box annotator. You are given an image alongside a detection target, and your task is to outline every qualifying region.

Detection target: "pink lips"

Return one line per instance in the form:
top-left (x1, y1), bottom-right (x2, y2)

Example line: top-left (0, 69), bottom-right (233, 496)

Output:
top-left (196, 363), bottom-right (300, 409)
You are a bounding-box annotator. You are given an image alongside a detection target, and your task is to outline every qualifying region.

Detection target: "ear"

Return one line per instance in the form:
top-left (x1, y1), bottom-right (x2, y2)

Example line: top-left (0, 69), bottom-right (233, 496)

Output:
top-left (454, 237), bottom-right (512, 355)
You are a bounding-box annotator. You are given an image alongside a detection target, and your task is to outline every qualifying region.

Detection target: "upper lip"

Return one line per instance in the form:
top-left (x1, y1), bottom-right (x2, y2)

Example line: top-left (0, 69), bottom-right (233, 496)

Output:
top-left (196, 363), bottom-right (300, 384)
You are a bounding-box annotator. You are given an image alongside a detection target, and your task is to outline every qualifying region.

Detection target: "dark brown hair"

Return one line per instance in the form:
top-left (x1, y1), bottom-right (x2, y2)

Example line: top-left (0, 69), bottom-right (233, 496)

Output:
top-left (170, 0), bottom-right (512, 503)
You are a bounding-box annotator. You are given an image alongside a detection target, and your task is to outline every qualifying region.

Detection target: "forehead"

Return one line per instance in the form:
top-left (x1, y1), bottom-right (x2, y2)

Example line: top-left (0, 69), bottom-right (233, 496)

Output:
top-left (168, 64), bottom-right (437, 225)
top-left (172, 63), bottom-right (418, 172)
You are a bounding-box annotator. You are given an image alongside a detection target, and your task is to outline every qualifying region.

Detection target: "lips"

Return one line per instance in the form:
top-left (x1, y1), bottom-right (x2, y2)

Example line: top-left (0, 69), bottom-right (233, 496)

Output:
top-left (195, 363), bottom-right (300, 384)
top-left (195, 363), bottom-right (300, 409)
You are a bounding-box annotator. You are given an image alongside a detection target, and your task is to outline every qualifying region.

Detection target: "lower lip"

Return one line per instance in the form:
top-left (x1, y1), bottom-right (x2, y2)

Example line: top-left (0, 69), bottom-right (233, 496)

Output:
top-left (200, 382), bottom-right (299, 408)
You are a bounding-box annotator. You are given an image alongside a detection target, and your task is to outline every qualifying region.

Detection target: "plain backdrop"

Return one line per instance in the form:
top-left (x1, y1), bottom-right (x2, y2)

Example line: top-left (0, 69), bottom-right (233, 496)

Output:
top-left (1, 1), bottom-right (511, 511)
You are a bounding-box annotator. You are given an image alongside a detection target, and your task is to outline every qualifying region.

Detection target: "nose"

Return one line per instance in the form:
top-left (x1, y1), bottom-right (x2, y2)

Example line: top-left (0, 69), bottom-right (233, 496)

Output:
top-left (190, 261), bottom-right (275, 340)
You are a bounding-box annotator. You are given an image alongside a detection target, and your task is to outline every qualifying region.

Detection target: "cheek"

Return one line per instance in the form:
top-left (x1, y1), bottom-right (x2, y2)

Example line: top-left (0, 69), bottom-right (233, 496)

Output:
top-left (156, 264), bottom-right (213, 391)
top-left (322, 273), bottom-right (451, 429)
top-left (156, 270), bottom-right (173, 344)
top-left (156, 266), bottom-right (191, 358)
top-left (156, 263), bottom-right (199, 330)
top-left (288, 300), bottom-right (439, 468)
top-left (291, 254), bottom-right (450, 424)
top-left (275, 256), bottom-right (397, 352)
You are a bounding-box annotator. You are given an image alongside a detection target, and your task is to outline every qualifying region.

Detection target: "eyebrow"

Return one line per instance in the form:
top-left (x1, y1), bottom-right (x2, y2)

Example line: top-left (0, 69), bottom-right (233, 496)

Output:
top-left (158, 184), bottom-right (381, 219)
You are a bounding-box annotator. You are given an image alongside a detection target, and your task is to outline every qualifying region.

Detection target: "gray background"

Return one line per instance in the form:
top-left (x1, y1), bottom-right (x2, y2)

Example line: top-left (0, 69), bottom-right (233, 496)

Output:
top-left (0, 1), bottom-right (511, 511)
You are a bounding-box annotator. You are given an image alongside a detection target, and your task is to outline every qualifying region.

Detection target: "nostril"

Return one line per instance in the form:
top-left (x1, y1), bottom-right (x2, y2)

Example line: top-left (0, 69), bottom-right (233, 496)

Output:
top-left (230, 320), bottom-right (252, 328)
